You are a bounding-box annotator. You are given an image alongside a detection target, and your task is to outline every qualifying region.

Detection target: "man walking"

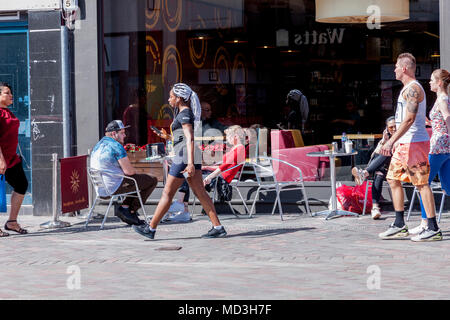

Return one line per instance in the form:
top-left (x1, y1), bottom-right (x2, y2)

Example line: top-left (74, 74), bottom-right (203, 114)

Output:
top-left (378, 53), bottom-right (442, 242)
top-left (90, 120), bottom-right (158, 226)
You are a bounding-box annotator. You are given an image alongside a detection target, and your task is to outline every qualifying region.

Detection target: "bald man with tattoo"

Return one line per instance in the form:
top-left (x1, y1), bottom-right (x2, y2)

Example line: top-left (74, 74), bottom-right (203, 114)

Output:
top-left (378, 53), bottom-right (443, 241)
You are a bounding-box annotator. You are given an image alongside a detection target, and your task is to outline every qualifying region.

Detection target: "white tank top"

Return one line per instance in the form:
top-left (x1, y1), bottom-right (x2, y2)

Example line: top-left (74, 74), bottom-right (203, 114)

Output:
top-left (395, 80), bottom-right (429, 143)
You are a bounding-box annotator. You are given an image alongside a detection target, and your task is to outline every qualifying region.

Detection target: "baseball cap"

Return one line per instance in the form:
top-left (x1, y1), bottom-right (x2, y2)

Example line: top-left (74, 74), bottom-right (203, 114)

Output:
top-left (105, 120), bottom-right (130, 132)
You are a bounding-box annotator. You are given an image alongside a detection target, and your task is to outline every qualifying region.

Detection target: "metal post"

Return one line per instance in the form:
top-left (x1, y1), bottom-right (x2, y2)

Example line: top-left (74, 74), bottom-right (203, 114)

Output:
top-left (40, 153), bottom-right (71, 229)
top-left (61, 25), bottom-right (71, 158)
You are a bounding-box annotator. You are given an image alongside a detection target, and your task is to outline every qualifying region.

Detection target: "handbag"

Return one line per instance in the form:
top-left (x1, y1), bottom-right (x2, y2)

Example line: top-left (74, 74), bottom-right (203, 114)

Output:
top-left (0, 174), bottom-right (6, 213)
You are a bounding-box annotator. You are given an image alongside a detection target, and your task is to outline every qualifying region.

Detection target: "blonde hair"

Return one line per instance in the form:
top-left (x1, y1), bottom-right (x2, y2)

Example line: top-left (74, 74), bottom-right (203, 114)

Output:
top-left (225, 125), bottom-right (245, 144)
top-left (397, 52), bottom-right (416, 71)
top-left (432, 69), bottom-right (450, 92)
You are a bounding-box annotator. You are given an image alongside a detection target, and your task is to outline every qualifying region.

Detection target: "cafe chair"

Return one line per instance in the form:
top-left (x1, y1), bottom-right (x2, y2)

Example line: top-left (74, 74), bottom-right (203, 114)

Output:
top-left (85, 168), bottom-right (147, 229)
top-left (247, 156), bottom-right (311, 221)
top-left (361, 173), bottom-right (392, 216)
top-left (193, 162), bottom-right (250, 217)
top-left (406, 182), bottom-right (447, 223)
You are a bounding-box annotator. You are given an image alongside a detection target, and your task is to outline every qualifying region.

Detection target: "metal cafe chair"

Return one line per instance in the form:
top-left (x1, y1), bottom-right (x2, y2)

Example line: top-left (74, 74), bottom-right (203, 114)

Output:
top-left (406, 182), bottom-right (447, 223)
top-left (85, 168), bottom-right (147, 229)
top-left (193, 162), bottom-right (250, 217)
top-left (247, 156), bottom-right (311, 221)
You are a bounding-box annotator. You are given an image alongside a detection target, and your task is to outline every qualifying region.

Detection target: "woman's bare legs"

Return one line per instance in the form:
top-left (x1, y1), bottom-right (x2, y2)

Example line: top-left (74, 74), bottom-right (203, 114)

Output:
top-left (149, 175), bottom-right (184, 229)
top-left (186, 169), bottom-right (221, 226)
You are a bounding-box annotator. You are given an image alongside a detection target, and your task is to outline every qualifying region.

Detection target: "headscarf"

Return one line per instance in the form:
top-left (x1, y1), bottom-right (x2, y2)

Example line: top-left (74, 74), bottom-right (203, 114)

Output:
top-left (172, 83), bottom-right (201, 132)
top-left (287, 89), bottom-right (303, 102)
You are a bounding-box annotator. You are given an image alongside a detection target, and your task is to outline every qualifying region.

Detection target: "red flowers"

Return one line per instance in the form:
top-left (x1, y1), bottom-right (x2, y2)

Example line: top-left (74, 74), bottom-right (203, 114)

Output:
top-left (124, 143), bottom-right (146, 152)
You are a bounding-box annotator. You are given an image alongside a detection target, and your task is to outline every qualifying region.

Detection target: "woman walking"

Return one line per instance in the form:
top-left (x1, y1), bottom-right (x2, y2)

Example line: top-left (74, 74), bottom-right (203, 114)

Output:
top-left (0, 82), bottom-right (29, 237)
top-left (133, 83), bottom-right (227, 239)
top-left (411, 69), bottom-right (450, 235)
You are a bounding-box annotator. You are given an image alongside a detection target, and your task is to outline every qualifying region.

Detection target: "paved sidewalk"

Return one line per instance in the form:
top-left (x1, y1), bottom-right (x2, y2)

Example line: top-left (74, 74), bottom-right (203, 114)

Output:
top-left (0, 206), bottom-right (449, 300)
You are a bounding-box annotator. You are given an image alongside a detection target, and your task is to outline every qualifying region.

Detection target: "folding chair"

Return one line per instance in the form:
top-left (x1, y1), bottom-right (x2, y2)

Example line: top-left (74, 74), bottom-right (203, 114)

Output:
top-left (247, 156), bottom-right (311, 221)
top-left (406, 182), bottom-right (447, 223)
top-left (85, 168), bottom-right (147, 229)
top-left (193, 162), bottom-right (250, 217)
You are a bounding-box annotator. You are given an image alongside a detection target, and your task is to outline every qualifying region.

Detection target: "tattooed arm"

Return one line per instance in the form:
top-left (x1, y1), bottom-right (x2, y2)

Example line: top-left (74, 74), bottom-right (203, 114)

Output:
top-left (379, 83), bottom-right (424, 156)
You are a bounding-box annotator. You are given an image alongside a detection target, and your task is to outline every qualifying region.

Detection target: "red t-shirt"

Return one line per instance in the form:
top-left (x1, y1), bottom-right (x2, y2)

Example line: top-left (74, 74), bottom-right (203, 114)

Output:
top-left (0, 107), bottom-right (21, 169)
top-left (219, 144), bottom-right (246, 183)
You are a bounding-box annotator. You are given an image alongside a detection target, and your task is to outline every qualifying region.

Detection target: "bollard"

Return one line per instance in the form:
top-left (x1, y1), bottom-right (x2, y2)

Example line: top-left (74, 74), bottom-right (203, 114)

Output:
top-left (40, 153), bottom-right (71, 229)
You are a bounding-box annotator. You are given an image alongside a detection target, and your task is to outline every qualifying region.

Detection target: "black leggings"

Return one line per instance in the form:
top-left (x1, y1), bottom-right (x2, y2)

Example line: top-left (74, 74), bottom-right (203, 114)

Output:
top-left (365, 153), bottom-right (391, 204)
top-left (5, 160), bottom-right (28, 195)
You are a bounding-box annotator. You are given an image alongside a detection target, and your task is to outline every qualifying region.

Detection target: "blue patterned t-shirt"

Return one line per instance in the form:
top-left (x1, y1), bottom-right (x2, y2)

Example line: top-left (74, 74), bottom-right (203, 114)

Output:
top-left (90, 136), bottom-right (128, 196)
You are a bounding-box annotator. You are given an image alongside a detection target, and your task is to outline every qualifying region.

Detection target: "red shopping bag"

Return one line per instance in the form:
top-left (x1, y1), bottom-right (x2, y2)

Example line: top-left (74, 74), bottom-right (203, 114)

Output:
top-left (353, 181), bottom-right (372, 214)
top-left (336, 181), bottom-right (372, 214)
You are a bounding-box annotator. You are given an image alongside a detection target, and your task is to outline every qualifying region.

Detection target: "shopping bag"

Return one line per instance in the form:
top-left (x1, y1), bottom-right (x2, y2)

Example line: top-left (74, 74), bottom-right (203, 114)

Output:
top-left (0, 174), bottom-right (6, 213)
top-left (335, 181), bottom-right (372, 214)
top-left (353, 181), bottom-right (372, 214)
top-left (335, 183), bottom-right (355, 212)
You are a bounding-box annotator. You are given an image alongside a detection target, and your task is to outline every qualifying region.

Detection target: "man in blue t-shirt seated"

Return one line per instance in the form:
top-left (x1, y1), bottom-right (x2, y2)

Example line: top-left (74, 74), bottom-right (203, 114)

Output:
top-left (90, 120), bottom-right (158, 226)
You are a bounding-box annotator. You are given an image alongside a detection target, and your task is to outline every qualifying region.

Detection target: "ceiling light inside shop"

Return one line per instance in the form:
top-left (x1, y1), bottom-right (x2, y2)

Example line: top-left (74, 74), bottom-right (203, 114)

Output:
top-left (224, 39), bottom-right (248, 44)
top-left (315, 0), bottom-right (409, 23)
top-left (281, 49), bottom-right (300, 53)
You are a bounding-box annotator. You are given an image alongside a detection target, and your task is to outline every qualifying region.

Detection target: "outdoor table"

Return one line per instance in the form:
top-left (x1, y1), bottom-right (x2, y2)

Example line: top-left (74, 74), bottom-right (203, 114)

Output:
top-left (307, 150), bottom-right (359, 220)
top-left (138, 154), bottom-right (174, 185)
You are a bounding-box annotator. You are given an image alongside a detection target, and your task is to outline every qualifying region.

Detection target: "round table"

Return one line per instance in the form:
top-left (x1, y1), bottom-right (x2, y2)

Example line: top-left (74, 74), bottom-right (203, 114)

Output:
top-left (139, 154), bottom-right (175, 185)
top-left (307, 150), bottom-right (359, 220)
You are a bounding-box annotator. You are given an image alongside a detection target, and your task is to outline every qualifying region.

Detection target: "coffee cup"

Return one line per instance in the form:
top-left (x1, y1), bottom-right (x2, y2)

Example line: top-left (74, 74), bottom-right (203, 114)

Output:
top-left (345, 141), bottom-right (353, 153)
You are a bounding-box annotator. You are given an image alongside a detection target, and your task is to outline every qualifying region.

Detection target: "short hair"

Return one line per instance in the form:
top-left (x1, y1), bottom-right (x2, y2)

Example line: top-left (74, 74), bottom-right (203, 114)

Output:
top-left (0, 82), bottom-right (12, 94)
top-left (225, 125), bottom-right (245, 143)
top-left (432, 69), bottom-right (450, 92)
top-left (397, 53), bottom-right (416, 71)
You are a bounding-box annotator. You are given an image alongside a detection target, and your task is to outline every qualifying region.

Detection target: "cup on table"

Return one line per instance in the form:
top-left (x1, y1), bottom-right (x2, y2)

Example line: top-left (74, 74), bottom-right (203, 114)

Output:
top-left (345, 141), bottom-right (353, 153)
top-left (151, 145), bottom-right (158, 157)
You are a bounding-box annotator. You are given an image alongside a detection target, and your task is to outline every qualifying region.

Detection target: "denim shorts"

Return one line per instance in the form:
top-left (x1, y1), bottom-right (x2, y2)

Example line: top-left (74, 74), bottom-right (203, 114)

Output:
top-left (168, 160), bottom-right (202, 179)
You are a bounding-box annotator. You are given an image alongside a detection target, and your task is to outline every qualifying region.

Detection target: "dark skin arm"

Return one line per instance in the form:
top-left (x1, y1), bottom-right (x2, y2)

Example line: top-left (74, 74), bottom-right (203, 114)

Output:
top-left (380, 83), bottom-right (423, 156)
top-left (181, 123), bottom-right (195, 177)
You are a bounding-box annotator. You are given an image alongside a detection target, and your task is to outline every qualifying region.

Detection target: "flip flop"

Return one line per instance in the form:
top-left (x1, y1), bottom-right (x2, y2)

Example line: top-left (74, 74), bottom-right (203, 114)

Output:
top-left (0, 229), bottom-right (9, 237)
top-left (4, 220), bottom-right (28, 235)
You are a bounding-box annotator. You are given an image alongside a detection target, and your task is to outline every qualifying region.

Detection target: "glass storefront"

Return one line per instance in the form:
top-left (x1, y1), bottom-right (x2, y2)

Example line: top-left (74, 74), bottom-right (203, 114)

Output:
top-left (100, 0), bottom-right (440, 153)
top-left (0, 14), bottom-right (32, 205)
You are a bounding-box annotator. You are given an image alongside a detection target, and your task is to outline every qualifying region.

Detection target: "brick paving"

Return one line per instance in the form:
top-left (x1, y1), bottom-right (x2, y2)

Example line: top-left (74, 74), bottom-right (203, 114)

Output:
top-left (0, 206), bottom-right (449, 300)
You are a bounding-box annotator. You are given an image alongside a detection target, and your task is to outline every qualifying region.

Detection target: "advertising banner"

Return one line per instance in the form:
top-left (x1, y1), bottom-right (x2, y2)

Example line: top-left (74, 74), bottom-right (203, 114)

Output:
top-left (60, 155), bottom-right (89, 214)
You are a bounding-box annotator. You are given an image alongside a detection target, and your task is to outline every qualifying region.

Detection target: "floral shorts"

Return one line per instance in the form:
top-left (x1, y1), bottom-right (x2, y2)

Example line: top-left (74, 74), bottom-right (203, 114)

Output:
top-left (386, 141), bottom-right (430, 186)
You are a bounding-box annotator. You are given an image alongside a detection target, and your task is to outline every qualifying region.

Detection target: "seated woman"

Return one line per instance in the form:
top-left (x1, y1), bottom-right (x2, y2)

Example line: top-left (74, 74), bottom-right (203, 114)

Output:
top-left (202, 125), bottom-right (246, 194)
top-left (351, 116), bottom-right (396, 220)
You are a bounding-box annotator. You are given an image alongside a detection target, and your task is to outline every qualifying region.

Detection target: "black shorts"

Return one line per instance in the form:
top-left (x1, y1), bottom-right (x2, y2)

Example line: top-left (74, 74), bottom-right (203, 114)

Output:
top-left (5, 160), bottom-right (28, 195)
top-left (169, 160), bottom-right (202, 179)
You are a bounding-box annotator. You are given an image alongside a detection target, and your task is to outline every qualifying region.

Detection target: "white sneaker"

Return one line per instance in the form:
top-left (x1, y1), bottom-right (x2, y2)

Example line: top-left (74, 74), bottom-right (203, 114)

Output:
top-left (352, 167), bottom-right (367, 185)
top-left (371, 205), bottom-right (381, 220)
top-left (409, 220), bottom-right (428, 235)
top-left (378, 223), bottom-right (409, 240)
top-left (168, 201), bottom-right (184, 213)
top-left (166, 210), bottom-right (192, 222)
top-left (411, 228), bottom-right (443, 242)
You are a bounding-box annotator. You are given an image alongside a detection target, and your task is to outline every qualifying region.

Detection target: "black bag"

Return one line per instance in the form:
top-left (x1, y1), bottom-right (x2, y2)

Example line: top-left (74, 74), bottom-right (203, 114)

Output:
top-left (216, 176), bottom-right (232, 202)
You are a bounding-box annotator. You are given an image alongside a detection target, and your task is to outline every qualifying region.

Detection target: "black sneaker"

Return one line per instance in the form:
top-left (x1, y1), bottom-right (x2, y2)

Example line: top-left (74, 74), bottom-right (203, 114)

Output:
top-left (116, 206), bottom-right (140, 225)
top-left (133, 224), bottom-right (156, 239)
top-left (201, 226), bottom-right (227, 238)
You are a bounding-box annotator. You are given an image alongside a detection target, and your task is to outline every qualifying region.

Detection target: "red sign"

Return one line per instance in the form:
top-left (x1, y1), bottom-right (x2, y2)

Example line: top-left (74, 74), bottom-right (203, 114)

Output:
top-left (60, 155), bottom-right (89, 214)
